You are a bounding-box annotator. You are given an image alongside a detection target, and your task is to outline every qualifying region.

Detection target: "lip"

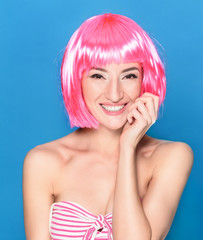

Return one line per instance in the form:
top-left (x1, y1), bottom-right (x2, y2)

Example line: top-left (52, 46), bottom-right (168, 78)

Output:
top-left (100, 102), bottom-right (128, 106)
top-left (100, 103), bottom-right (128, 116)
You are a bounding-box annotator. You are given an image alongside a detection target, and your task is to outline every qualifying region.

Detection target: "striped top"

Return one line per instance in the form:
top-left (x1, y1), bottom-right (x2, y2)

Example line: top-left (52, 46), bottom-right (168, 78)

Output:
top-left (49, 201), bottom-right (113, 240)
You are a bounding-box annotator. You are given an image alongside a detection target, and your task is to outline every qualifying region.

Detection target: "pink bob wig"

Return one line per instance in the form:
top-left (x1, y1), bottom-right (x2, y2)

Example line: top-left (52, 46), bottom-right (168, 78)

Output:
top-left (61, 13), bottom-right (166, 129)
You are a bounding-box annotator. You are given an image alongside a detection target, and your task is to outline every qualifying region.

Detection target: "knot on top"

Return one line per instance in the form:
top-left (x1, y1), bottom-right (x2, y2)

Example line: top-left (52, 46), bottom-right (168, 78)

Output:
top-left (82, 214), bottom-right (112, 240)
top-left (94, 214), bottom-right (105, 231)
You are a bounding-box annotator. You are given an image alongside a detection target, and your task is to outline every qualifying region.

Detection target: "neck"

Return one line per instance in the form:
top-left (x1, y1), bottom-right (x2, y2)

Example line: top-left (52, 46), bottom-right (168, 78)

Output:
top-left (78, 125), bottom-right (123, 156)
top-left (76, 125), bottom-right (149, 158)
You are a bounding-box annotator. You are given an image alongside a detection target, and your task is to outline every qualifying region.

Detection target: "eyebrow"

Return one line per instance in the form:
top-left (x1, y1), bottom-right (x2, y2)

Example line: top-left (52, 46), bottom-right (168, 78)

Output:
top-left (90, 67), bottom-right (140, 73)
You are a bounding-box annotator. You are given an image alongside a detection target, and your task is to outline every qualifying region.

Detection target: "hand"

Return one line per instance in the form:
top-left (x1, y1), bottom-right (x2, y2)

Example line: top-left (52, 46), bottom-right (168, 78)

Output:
top-left (120, 92), bottom-right (160, 149)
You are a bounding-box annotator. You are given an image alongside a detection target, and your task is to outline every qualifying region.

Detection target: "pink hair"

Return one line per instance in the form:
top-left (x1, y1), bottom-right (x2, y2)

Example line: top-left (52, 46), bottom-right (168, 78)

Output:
top-left (61, 13), bottom-right (166, 129)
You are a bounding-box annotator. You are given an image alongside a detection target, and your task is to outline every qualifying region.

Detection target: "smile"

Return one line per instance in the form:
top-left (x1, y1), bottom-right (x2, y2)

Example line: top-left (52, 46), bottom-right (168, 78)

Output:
top-left (99, 103), bottom-right (128, 115)
top-left (101, 104), bottom-right (126, 112)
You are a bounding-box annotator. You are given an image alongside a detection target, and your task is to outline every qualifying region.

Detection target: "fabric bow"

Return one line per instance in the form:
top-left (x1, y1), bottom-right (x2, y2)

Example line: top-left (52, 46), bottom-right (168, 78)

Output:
top-left (82, 214), bottom-right (113, 240)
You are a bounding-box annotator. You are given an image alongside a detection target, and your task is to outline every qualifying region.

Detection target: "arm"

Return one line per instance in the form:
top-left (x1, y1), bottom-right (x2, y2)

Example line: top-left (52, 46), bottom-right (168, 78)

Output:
top-left (143, 142), bottom-right (194, 240)
top-left (112, 92), bottom-right (158, 240)
top-left (112, 92), bottom-right (193, 240)
top-left (112, 146), bottom-right (151, 240)
top-left (23, 146), bottom-right (56, 240)
top-left (112, 141), bottom-right (194, 240)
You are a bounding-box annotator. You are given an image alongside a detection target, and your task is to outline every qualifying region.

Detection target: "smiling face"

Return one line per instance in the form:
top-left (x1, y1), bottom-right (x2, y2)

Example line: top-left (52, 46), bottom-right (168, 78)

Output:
top-left (81, 62), bottom-right (143, 129)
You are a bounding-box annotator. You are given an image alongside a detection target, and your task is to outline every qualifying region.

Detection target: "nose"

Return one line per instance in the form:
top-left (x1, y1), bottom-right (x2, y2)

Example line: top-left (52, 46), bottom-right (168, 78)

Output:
top-left (105, 79), bottom-right (124, 102)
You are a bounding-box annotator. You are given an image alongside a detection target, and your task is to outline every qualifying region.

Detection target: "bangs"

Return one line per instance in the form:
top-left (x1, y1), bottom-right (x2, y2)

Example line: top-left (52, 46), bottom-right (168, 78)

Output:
top-left (76, 15), bottom-right (147, 76)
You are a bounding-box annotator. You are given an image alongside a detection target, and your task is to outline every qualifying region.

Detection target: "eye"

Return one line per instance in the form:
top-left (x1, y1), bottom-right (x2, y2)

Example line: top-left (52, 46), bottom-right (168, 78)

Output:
top-left (124, 74), bottom-right (138, 79)
top-left (90, 74), bottom-right (104, 79)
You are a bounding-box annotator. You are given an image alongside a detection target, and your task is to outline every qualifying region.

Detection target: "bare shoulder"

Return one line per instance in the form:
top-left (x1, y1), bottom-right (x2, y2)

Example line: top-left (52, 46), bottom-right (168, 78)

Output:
top-left (23, 137), bottom-right (76, 240)
top-left (139, 135), bottom-right (194, 178)
top-left (23, 134), bottom-right (76, 185)
top-left (151, 139), bottom-right (194, 177)
top-left (139, 139), bottom-right (194, 240)
top-left (24, 142), bottom-right (63, 171)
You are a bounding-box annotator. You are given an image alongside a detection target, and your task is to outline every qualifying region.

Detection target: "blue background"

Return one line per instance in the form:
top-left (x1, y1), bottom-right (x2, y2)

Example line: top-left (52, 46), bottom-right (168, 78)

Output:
top-left (0, 0), bottom-right (202, 239)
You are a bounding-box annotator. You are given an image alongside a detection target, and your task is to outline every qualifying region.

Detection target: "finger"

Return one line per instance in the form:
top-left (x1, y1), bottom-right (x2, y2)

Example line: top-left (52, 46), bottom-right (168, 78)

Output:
top-left (135, 100), bottom-right (153, 125)
top-left (129, 97), bottom-right (156, 124)
top-left (154, 95), bottom-right (160, 115)
top-left (138, 96), bottom-right (157, 122)
top-left (141, 93), bottom-right (159, 118)
top-left (127, 108), bottom-right (145, 125)
top-left (128, 101), bottom-right (152, 126)
top-left (141, 92), bottom-right (159, 115)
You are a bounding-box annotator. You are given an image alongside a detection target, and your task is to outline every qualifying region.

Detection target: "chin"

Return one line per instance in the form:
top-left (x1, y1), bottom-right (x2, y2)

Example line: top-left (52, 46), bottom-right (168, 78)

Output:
top-left (99, 119), bottom-right (126, 130)
top-left (92, 110), bottom-right (128, 130)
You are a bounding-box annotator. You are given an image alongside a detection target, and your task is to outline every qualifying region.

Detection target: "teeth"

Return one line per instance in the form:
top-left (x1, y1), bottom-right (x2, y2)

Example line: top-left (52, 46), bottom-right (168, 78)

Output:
top-left (101, 104), bottom-right (125, 112)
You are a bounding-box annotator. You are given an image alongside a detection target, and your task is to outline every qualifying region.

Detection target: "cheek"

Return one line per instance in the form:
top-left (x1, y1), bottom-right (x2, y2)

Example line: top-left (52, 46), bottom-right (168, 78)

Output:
top-left (81, 80), bottom-right (89, 103)
top-left (82, 84), bottom-right (90, 100)
top-left (81, 81), bottom-right (99, 105)
top-left (124, 81), bottom-right (142, 97)
top-left (82, 79), bottom-right (103, 95)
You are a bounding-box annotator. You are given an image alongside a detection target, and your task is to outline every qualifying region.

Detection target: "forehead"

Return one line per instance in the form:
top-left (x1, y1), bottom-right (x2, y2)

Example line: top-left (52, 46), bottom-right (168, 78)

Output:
top-left (89, 62), bottom-right (141, 72)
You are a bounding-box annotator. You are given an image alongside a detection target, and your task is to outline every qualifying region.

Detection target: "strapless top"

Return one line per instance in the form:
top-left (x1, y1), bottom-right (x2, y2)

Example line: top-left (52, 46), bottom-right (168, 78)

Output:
top-left (49, 200), bottom-right (113, 240)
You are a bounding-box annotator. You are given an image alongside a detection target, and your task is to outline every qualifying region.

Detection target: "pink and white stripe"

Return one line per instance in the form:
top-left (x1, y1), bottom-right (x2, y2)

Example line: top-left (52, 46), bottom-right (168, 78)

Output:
top-left (49, 201), bottom-right (113, 240)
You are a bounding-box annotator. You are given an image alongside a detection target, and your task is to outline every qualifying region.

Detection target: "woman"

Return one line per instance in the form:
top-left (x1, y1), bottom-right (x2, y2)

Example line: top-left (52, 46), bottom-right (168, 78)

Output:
top-left (23, 13), bottom-right (194, 240)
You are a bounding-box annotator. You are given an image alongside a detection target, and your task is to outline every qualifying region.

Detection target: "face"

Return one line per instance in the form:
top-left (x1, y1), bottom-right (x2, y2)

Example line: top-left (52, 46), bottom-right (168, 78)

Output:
top-left (81, 62), bottom-right (143, 130)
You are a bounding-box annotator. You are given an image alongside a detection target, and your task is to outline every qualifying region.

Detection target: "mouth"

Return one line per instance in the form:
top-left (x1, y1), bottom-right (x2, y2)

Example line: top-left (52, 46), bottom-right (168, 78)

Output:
top-left (100, 103), bottom-right (127, 111)
top-left (99, 103), bottom-right (128, 113)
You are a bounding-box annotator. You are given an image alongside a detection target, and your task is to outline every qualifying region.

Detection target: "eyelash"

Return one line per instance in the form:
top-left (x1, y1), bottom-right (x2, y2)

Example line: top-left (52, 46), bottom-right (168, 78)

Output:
top-left (90, 74), bottom-right (104, 79)
top-left (90, 73), bottom-right (138, 79)
top-left (124, 74), bottom-right (138, 79)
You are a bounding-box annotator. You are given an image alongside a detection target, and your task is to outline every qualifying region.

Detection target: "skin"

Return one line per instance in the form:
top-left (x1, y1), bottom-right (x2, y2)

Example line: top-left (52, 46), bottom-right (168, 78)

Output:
top-left (23, 62), bottom-right (194, 240)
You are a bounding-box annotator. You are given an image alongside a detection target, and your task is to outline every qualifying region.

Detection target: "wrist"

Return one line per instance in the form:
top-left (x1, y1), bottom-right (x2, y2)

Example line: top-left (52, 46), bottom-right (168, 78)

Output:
top-left (119, 140), bottom-right (137, 150)
top-left (119, 143), bottom-right (137, 154)
top-left (118, 144), bottom-right (137, 165)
